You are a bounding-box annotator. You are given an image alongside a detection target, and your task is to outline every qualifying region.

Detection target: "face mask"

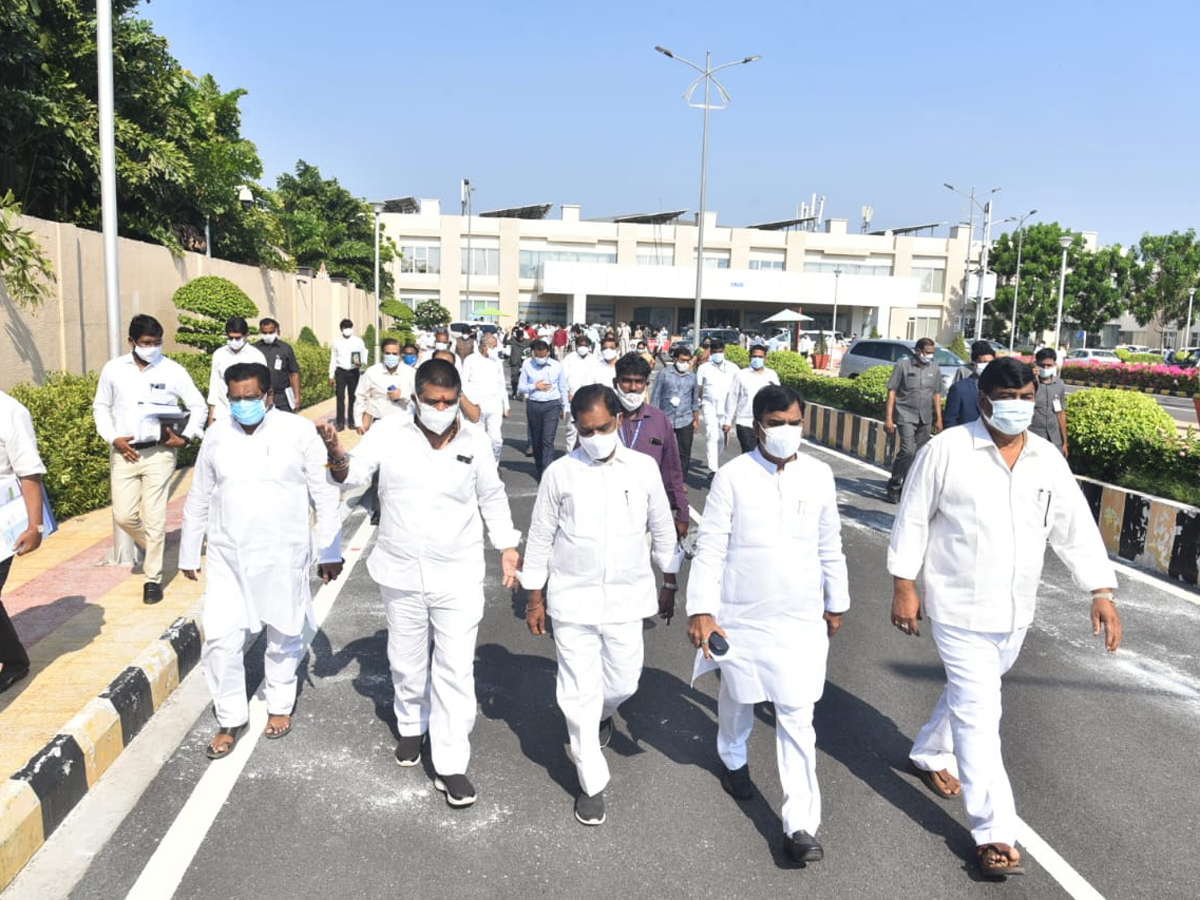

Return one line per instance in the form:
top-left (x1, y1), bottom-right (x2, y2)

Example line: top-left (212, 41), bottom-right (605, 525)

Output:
top-left (133, 344), bottom-right (161, 364)
top-left (601, 348), bottom-right (618, 362)
top-left (750, 357), bottom-right (766, 370)
top-left (675, 360), bottom-right (691, 373)
top-left (227, 337), bottom-right (246, 351)
top-left (710, 352), bottom-right (725, 364)
top-left (383, 353), bottom-right (400, 369)
top-left (434, 341), bottom-right (450, 351)
top-left (761, 423), bottom-right (803, 459)
top-left (261, 333), bottom-right (278, 345)
top-left (533, 355), bottom-right (550, 367)
top-left (417, 402), bottom-right (459, 434)
top-left (616, 388), bottom-right (644, 411)
top-left (230, 397), bottom-right (266, 426)
top-left (403, 354), bottom-right (418, 366)
top-left (342, 328), bottom-right (353, 338)
top-left (576, 345), bottom-right (592, 357)
top-left (975, 361), bottom-right (988, 376)
top-left (983, 398), bottom-right (1035, 436)
top-left (1038, 365), bottom-right (1056, 379)
top-left (637, 346), bottom-right (646, 353)
top-left (918, 353), bottom-right (934, 364)
top-left (579, 428), bottom-right (620, 462)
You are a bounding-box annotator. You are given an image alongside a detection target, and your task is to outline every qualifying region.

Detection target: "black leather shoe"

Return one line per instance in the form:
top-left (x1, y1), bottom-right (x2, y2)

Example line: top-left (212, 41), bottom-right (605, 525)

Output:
top-left (0, 665), bottom-right (30, 694)
top-left (143, 583), bottom-right (164, 605)
top-left (785, 830), bottom-right (824, 864)
top-left (720, 763), bottom-right (755, 801)
top-left (598, 717), bottom-right (613, 748)
top-left (885, 487), bottom-right (901, 504)
top-left (370, 509), bottom-right (381, 526)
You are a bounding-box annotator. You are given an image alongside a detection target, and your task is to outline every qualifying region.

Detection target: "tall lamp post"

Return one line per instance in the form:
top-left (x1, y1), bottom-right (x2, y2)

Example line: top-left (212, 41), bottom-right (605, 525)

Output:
top-left (1008, 208), bottom-right (1038, 350)
top-left (944, 184), bottom-right (1001, 340)
top-left (462, 179), bottom-right (474, 321)
top-left (1185, 286), bottom-right (1196, 349)
top-left (371, 200), bottom-right (384, 361)
top-left (1054, 234), bottom-right (1073, 351)
top-left (831, 268), bottom-right (842, 340)
top-left (655, 45), bottom-right (760, 336)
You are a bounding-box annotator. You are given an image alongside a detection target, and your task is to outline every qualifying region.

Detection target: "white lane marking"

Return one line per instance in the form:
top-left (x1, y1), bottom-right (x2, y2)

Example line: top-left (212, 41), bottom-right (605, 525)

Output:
top-left (1016, 817), bottom-right (1106, 899)
top-left (125, 514), bottom-right (375, 900)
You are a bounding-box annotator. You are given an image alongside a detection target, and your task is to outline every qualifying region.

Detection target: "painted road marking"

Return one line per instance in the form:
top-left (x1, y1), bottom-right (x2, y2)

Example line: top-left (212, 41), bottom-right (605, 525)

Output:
top-left (124, 514), bottom-right (375, 900)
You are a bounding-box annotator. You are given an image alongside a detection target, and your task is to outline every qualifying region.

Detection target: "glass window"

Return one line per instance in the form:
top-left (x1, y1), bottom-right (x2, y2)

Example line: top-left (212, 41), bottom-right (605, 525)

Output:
top-left (518, 248), bottom-right (617, 278)
top-left (804, 257), bottom-right (893, 276)
top-left (399, 244), bottom-right (441, 274)
top-left (636, 244), bottom-right (675, 266)
top-left (912, 267), bottom-right (946, 293)
top-left (460, 298), bottom-right (498, 321)
top-left (518, 300), bottom-right (567, 322)
top-left (749, 249), bottom-right (785, 271)
top-left (461, 247), bottom-right (500, 276)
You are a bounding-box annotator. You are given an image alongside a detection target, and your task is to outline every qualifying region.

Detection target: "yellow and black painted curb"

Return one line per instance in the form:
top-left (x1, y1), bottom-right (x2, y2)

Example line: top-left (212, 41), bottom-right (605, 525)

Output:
top-left (0, 617), bottom-right (202, 891)
top-left (805, 402), bottom-right (1200, 588)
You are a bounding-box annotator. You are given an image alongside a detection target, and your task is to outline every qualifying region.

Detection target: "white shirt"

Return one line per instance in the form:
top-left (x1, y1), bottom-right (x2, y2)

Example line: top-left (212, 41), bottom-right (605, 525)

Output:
top-left (208, 344), bottom-right (268, 418)
top-left (697, 359), bottom-right (740, 422)
top-left (355, 362), bottom-right (416, 425)
top-left (887, 418), bottom-right (1116, 634)
top-left (724, 366), bottom-right (780, 427)
top-left (179, 409), bottom-right (342, 634)
top-left (519, 445), bottom-right (679, 625)
top-left (338, 415), bottom-right (520, 591)
top-left (0, 391), bottom-right (47, 481)
top-left (328, 334), bottom-right (368, 375)
top-left (563, 352), bottom-right (607, 395)
top-left (94, 353), bottom-right (207, 445)
top-left (461, 352), bottom-right (510, 413)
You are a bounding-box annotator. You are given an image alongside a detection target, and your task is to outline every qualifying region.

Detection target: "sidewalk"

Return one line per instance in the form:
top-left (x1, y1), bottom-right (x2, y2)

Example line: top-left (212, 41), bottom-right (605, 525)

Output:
top-left (0, 398), bottom-right (358, 889)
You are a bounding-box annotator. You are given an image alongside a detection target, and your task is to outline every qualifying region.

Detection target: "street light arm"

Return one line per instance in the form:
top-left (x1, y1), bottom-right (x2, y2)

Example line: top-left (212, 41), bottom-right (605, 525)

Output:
top-left (710, 56), bottom-right (760, 75)
top-left (657, 47), bottom-right (705, 73)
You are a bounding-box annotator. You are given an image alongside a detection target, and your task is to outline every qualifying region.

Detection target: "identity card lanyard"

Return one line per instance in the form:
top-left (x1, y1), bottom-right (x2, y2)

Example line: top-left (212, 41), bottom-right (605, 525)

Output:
top-left (620, 415), bottom-right (644, 450)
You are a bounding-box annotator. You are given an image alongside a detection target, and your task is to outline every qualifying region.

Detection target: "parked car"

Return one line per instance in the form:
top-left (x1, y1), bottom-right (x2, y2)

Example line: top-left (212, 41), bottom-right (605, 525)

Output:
top-left (448, 321), bottom-right (500, 339)
top-left (1065, 348), bottom-right (1120, 361)
top-left (675, 327), bottom-right (742, 353)
top-left (838, 338), bottom-right (966, 393)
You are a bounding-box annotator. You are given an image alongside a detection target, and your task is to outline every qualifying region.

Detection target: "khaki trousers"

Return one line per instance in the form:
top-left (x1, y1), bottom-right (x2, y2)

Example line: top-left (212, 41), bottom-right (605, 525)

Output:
top-left (110, 445), bottom-right (175, 583)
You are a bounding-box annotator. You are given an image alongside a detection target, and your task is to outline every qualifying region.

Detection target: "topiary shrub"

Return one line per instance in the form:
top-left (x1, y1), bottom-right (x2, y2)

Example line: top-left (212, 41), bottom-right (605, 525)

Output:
top-left (852, 365), bottom-right (893, 417)
top-left (173, 276), bottom-right (259, 351)
top-left (724, 345), bottom-right (750, 368)
top-left (294, 343), bottom-right (333, 408)
top-left (1065, 389), bottom-right (1176, 482)
top-left (947, 333), bottom-right (969, 361)
top-left (298, 325), bottom-right (320, 346)
top-left (363, 323), bottom-right (376, 367)
top-left (413, 298), bottom-right (451, 331)
top-left (765, 350), bottom-right (813, 380)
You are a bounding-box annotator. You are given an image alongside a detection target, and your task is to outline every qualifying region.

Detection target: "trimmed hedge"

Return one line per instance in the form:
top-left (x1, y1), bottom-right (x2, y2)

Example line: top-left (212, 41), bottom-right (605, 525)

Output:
top-left (173, 276), bottom-right (259, 351)
top-left (1065, 389), bottom-right (1176, 482)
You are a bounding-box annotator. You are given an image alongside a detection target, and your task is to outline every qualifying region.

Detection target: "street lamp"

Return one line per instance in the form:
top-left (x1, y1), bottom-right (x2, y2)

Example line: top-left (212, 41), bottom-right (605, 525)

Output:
top-left (944, 184), bottom-right (1000, 340)
top-left (1186, 287), bottom-right (1197, 349)
top-left (831, 268), bottom-right (842, 341)
top-left (371, 200), bottom-right (385, 361)
top-left (655, 45), bottom-right (760, 336)
top-left (97, 0), bottom-right (121, 360)
top-left (1054, 234), bottom-right (1073, 351)
top-left (1008, 208), bottom-right (1038, 351)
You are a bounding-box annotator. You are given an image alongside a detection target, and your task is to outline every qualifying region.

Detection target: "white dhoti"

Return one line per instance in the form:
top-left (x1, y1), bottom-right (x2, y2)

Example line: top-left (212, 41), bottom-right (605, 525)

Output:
top-left (382, 582), bottom-right (484, 776)
top-left (478, 405), bottom-right (504, 461)
top-left (702, 401), bottom-right (726, 471)
top-left (564, 416), bottom-right (579, 455)
top-left (552, 619), bottom-right (644, 796)
top-left (202, 621), bottom-right (304, 726)
top-left (909, 620), bottom-right (1028, 846)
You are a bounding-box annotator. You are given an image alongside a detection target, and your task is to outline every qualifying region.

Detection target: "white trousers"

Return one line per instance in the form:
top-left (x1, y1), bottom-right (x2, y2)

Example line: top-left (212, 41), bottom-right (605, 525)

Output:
top-left (564, 416), bottom-right (578, 454)
top-left (202, 624), bottom-right (304, 727)
top-left (702, 401), bottom-right (726, 471)
top-left (382, 582), bottom-right (484, 776)
top-left (553, 619), bottom-right (644, 796)
top-left (717, 676), bottom-right (820, 835)
top-left (478, 406), bottom-right (504, 461)
top-left (910, 620), bottom-right (1028, 846)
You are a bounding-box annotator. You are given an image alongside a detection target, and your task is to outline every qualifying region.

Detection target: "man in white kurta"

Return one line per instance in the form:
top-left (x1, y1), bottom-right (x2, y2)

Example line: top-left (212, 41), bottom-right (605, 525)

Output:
top-left (319, 358), bottom-right (520, 808)
top-left (521, 384), bottom-right (680, 827)
top-left (687, 383), bottom-right (849, 864)
top-left (461, 334), bottom-right (510, 461)
top-left (888, 357), bottom-right (1121, 878)
top-left (696, 339), bottom-right (739, 473)
top-left (206, 317), bottom-right (267, 424)
top-left (181, 362), bottom-right (342, 758)
top-left (561, 336), bottom-right (604, 451)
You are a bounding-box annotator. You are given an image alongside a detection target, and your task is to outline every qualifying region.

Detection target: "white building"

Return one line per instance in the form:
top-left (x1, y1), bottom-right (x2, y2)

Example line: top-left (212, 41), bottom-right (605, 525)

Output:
top-left (382, 199), bottom-right (977, 342)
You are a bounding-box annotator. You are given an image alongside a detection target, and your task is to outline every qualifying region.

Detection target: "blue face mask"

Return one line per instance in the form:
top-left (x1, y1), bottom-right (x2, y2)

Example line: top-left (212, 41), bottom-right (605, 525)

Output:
top-left (750, 356), bottom-right (766, 370)
top-left (383, 353), bottom-right (401, 368)
top-left (230, 397), bottom-right (266, 426)
top-left (533, 356), bottom-right (550, 367)
top-left (403, 354), bottom-right (418, 366)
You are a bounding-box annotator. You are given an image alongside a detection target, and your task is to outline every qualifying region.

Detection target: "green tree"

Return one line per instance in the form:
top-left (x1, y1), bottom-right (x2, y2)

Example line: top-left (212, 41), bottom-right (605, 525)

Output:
top-left (1065, 245), bottom-right (1133, 341)
top-left (275, 160), bottom-right (395, 295)
top-left (1129, 230), bottom-right (1200, 335)
top-left (413, 299), bottom-right (452, 331)
top-left (0, 191), bottom-right (55, 308)
top-left (988, 222), bottom-right (1079, 341)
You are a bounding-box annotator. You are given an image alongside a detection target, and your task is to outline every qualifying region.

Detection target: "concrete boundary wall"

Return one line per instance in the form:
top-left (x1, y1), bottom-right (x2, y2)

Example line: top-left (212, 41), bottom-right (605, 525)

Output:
top-left (804, 402), bottom-right (1200, 588)
top-left (1, 213), bottom-right (373, 390)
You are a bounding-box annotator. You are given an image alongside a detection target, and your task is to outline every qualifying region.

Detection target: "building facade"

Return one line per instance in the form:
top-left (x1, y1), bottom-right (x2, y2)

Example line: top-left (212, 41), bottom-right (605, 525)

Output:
top-left (382, 199), bottom-right (975, 342)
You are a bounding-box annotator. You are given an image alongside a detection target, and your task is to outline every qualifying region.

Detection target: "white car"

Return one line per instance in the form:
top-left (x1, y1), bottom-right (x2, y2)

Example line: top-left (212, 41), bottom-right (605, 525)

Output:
top-left (1065, 348), bottom-right (1121, 361)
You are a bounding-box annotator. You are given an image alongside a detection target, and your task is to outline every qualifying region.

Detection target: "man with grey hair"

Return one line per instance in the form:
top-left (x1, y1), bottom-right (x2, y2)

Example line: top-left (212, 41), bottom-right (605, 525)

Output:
top-left (462, 332), bottom-right (510, 461)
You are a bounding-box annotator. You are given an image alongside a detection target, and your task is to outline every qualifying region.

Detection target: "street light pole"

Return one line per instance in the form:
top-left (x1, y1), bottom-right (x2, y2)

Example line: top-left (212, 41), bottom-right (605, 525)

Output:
top-left (97, 0), bottom-right (121, 361)
top-left (944, 184), bottom-right (1000, 340)
top-left (371, 200), bottom-right (384, 361)
top-left (462, 179), bottom-right (473, 321)
top-left (1186, 287), bottom-right (1196, 349)
top-left (655, 46), bottom-right (760, 336)
top-left (1054, 234), bottom-right (1072, 351)
top-left (974, 200), bottom-right (994, 340)
top-left (1008, 208), bottom-right (1038, 351)
top-left (831, 268), bottom-right (842, 339)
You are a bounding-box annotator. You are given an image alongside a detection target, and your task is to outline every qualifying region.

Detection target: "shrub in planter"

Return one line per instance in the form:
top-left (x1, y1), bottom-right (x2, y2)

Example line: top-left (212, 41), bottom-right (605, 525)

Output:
top-left (294, 343), bottom-right (334, 408)
top-left (852, 365), bottom-right (893, 417)
top-left (724, 345), bottom-right (750, 368)
top-left (363, 324), bottom-right (377, 366)
top-left (1065, 389), bottom-right (1176, 482)
top-left (765, 350), bottom-right (812, 380)
top-left (298, 326), bottom-right (320, 346)
top-left (173, 276), bottom-right (259, 351)
top-left (1121, 431), bottom-right (1200, 507)
top-left (792, 374), bottom-right (858, 412)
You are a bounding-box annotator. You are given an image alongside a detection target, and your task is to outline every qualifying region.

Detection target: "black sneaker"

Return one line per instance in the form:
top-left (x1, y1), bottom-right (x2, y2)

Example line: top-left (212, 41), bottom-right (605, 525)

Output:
top-left (434, 772), bottom-right (477, 808)
top-left (720, 763), bottom-right (754, 801)
top-left (394, 733), bottom-right (425, 767)
top-left (574, 790), bottom-right (605, 826)
top-left (785, 830), bottom-right (824, 864)
top-left (598, 717), bottom-right (613, 748)
top-left (885, 487), bottom-right (901, 504)
top-left (370, 509), bottom-right (381, 526)
top-left (0, 664), bottom-right (30, 694)
top-left (143, 583), bottom-right (163, 605)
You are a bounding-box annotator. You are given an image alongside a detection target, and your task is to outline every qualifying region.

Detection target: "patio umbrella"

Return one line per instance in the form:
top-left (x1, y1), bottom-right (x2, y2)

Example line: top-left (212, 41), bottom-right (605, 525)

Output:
top-left (760, 308), bottom-right (814, 352)
top-left (473, 307), bottom-right (508, 318)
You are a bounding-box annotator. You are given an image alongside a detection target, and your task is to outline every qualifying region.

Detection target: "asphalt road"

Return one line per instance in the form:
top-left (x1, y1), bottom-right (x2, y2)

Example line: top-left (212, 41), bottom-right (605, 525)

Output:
top-left (12, 401), bottom-right (1200, 900)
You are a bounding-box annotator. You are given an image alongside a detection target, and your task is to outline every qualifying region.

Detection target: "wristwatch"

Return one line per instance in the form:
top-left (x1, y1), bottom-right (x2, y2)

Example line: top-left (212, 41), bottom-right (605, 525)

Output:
top-left (33, 524), bottom-right (45, 534)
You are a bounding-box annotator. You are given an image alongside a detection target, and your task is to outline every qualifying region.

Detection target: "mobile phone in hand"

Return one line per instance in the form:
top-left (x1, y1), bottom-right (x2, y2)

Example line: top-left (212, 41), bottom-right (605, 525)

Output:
top-left (707, 632), bottom-right (729, 656)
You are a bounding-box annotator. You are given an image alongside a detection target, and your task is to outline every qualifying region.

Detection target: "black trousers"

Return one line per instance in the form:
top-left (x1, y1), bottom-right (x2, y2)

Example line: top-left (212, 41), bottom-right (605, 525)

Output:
top-left (510, 368), bottom-right (522, 397)
top-left (334, 368), bottom-right (360, 428)
top-left (888, 421), bottom-right (933, 490)
top-left (272, 390), bottom-right (294, 413)
top-left (526, 399), bottom-right (561, 479)
top-left (735, 424), bottom-right (758, 454)
top-left (0, 557), bottom-right (29, 668)
top-left (674, 425), bottom-right (695, 470)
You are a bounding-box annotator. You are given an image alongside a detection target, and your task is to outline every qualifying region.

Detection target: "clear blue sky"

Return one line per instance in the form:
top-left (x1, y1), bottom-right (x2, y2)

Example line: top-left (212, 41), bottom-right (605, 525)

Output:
top-left (141, 0), bottom-right (1197, 247)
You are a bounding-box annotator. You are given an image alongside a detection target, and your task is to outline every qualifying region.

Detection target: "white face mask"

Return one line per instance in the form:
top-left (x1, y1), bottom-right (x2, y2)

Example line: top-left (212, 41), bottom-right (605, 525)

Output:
top-left (601, 347), bottom-right (618, 362)
top-left (917, 352), bottom-right (934, 364)
top-left (576, 345), bottom-right (592, 357)
top-left (261, 332), bottom-right (278, 344)
top-left (579, 428), bottom-right (620, 461)
top-left (975, 361), bottom-right (988, 375)
top-left (675, 360), bottom-right (691, 373)
top-left (434, 341), bottom-right (450, 351)
top-left (761, 423), bottom-right (803, 459)
top-left (342, 328), bottom-right (353, 338)
top-left (417, 401), bottom-right (459, 434)
top-left (1038, 365), bottom-right (1056, 379)
top-left (227, 337), bottom-right (246, 351)
top-left (615, 387), bottom-right (644, 411)
top-left (983, 398), bottom-right (1035, 436)
top-left (710, 352), bottom-right (725, 364)
top-left (133, 344), bottom-right (162, 364)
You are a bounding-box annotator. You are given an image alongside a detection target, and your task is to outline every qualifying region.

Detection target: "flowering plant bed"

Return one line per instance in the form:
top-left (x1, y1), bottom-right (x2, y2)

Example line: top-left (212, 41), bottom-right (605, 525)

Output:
top-left (1060, 360), bottom-right (1199, 395)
